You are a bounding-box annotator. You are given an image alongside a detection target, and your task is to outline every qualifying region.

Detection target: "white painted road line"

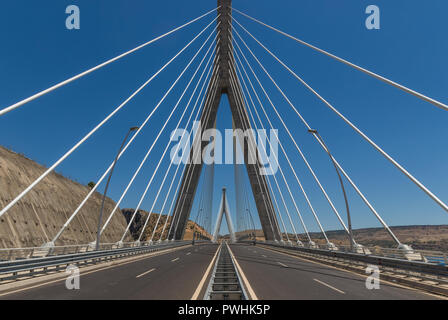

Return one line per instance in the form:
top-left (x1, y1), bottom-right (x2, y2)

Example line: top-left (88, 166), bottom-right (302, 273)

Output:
top-left (0, 244), bottom-right (191, 298)
top-left (192, 243), bottom-right (222, 300)
top-left (277, 262), bottom-right (288, 268)
top-left (136, 268), bottom-right (156, 278)
top-left (226, 243), bottom-right (258, 300)
top-left (171, 257), bottom-right (180, 262)
top-left (313, 278), bottom-right (345, 294)
top-left (262, 255), bottom-right (267, 258)
top-left (186, 252), bottom-right (191, 255)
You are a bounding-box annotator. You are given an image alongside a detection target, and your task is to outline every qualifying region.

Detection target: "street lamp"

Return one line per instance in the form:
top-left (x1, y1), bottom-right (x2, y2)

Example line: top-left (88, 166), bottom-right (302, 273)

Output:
top-left (95, 126), bottom-right (139, 251)
top-left (308, 129), bottom-right (355, 251)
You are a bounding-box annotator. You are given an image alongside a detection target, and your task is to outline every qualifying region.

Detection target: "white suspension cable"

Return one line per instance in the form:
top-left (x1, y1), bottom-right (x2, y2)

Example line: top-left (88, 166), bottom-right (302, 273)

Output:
top-left (229, 68), bottom-right (309, 242)
top-left (170, 65), bottom-right (221, 239)
top-left (0, 16), bottom-right (219, 226)
top-left (232, 28), bottom-right (402, 245)
top-left (232, 37), bottom-right (350, 235)
top-left (0, 7), bottom-right (219, 117)
top-left (227, 68), bottom-right (286, 241)
top-left (170, 76), bottom-right (220, 239)
top-left (239, 132), bottom-right (290, 242)
top-left (228, 55), bottom-right (283, 239)
top-left (234, 18), bottom-right (448, 216)
top-left (48, 21), bottom-right (219, 245)
top-left (99, 32), bottom-right (218, 238)
top-left (158, 61), bottom-right (217, 241)
top-left (143, 49), bottom-right (216, 243)
top-left (233, 51), bottom-right (330, 243)
top-left (227, 71), bottom-right (280, 241)
top-left (232, 9), bottom-right (448, 112)
top-left (136, 44), bottom-right (218, 243)
top-left (229, 68), bottom-right (295, 238)
top-left (118, 31), bottom-right (219, 244)
top-left (167, 70), bottom-right (220, 240)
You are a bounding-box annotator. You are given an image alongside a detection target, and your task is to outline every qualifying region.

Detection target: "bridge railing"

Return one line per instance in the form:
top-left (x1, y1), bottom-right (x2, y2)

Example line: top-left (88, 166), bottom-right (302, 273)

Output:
top-left (242, 240), bottom-right (448, 296)
top-left (0, 240), bottom-right (191, 262)
top-left (330, 243), bottom-right (448, 265)
top-left (240, 240), bottom-right (448, 266)
top-left (0, 240), bottom-right (196, 283)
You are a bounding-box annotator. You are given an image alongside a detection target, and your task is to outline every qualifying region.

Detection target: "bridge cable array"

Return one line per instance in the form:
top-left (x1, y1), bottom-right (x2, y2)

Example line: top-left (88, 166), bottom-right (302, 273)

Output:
top-left (233, 49), bottom-right (331, 245)
top-left (231, 21), bottom-right (406, 245)
top-left (233, 46), bottom-right (349, 243)
top-left (232, 8), bottom-right (448, 113)
top-left (0, 14), bottom-right (219, 228)
top-left (116, 27), bottom-right (220, 244)
top-left (0, 7), bottom-right (219, 117)
top-left (0, 8), bottom-right (224, 246)
top-left (229, 57), bottom-right (308, 243)
top-left (159, 60), bottom-right (219, 241)
top-left (1, 4), bottom-right (447, 248)
top-left (49, 17), bottom-right (219, 245)
top-left (168, 61), bottom-right (222, 240)
top-left (232, 9), bottom-right (448, 218)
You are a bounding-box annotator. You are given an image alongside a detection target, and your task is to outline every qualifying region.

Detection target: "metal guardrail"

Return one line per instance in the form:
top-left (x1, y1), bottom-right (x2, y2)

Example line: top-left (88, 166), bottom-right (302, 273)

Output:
top-left (0, 241), bottom-right (192, 282)
top-left (204, 242), bottom-right (246, 300)
top-left (0, 241), bottom-right (153, 262)
top-left (327, 243), bottom-right (448, 265)
top-left (252, 240), bottom-right (448, 279)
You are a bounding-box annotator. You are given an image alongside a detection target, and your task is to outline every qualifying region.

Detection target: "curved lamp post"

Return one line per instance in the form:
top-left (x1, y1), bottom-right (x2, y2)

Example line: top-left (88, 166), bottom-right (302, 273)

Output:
top-left (95, 126), bottom-right (139, 250)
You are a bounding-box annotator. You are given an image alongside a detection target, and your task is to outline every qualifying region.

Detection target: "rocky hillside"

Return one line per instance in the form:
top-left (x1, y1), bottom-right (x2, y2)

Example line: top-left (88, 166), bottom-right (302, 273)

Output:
top-left (0, 146), bottom-right (131, 248)
top-left (306, 225), bottom-right (448, 250)
top-left (122, 208), bottom-right (211, 241)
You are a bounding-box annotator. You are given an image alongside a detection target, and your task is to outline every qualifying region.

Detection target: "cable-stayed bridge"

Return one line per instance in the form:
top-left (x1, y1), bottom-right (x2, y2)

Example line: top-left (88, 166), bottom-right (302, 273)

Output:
top-left (0, 0), bottom-right (447, 300)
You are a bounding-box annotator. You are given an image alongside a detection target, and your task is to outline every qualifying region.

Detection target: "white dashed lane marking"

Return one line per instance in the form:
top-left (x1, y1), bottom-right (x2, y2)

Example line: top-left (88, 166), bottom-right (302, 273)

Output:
top-left (136, 268), bottom-right (156, 278)
top-left (277, 262), bottom-right (288, 268)
top-left (313, 278), bottom-right (345, 294)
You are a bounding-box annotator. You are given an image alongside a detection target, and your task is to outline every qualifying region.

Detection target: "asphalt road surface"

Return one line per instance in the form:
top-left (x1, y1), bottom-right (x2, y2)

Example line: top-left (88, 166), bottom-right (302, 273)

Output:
top-left (229, 244), bottom-right (441, 300)
top-left (0, 243), bottom-right (218, 300)
top-left (0, 242), bottom-right (442, 300)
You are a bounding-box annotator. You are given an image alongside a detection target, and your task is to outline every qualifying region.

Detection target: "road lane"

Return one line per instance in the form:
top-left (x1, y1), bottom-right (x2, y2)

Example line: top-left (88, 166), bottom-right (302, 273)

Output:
top-left (230, 244), bottom-right (441, 300)
top-left (1, 243), bottom-right (219, 300)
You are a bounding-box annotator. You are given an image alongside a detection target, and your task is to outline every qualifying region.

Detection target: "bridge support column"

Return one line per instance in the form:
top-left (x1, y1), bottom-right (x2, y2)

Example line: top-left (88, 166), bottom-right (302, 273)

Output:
top-left (168, 0), bottom-right (281, 241)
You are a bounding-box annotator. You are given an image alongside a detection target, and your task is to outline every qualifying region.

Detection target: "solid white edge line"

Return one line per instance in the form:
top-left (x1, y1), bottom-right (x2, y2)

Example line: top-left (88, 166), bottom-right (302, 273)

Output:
top-left (226, 243), bottom-right (258, 300)
top-left (191, 243), bottom-right (221, 300)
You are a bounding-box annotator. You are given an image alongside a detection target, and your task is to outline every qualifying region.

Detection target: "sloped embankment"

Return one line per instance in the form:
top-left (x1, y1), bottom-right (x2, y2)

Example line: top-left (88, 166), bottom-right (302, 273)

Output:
top-left (0, 146), bottom-right (131, 248)
top-left (122, 208), bottom-right (211, 241)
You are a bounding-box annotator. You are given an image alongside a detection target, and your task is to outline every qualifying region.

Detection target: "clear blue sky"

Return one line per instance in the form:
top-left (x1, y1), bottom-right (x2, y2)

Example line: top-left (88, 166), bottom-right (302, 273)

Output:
top-left (0, 1), bottom-right (447, 238)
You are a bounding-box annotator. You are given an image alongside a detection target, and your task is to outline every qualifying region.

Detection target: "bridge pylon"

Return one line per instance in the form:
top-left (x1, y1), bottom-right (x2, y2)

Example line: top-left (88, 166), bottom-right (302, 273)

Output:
top-left (169, 0), bottom-right (282, 241)
top-left (212, 188), bottom-right (236, 243)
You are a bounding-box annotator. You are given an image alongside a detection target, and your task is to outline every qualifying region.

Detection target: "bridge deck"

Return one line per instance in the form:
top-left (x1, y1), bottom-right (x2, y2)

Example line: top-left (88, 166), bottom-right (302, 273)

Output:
top-left (0, 243), bottom-right (441, 300)
top-left (229, 244), bottom-right (439, 300)
top-left (0, 244), bottom-right (218, 300)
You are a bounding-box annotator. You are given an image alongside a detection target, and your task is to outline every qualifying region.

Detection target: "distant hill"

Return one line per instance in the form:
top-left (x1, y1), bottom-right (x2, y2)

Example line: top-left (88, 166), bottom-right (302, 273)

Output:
top-left (229, 225), bottom-right (448, 250)
top-left (121, 208), bottom-right (211, 241)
